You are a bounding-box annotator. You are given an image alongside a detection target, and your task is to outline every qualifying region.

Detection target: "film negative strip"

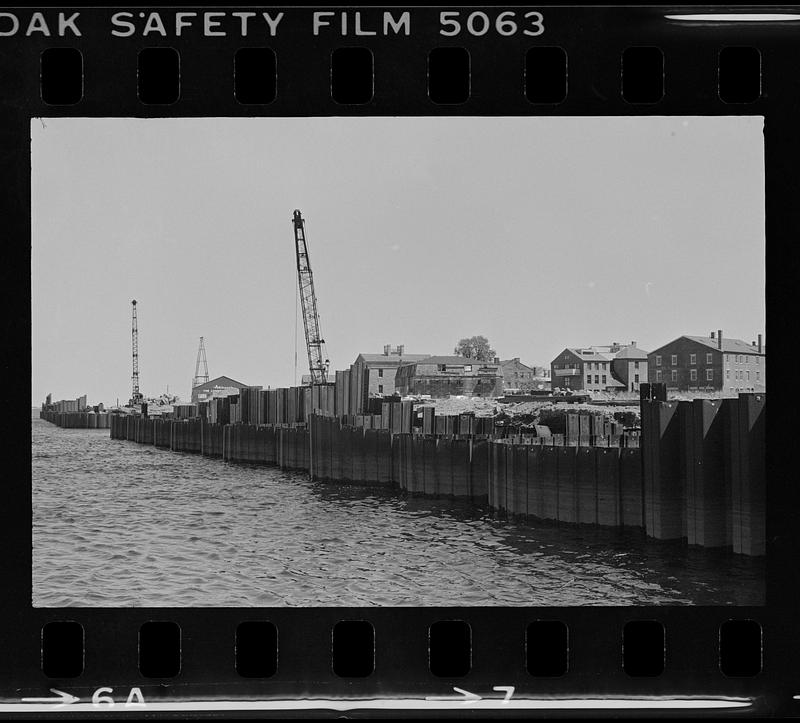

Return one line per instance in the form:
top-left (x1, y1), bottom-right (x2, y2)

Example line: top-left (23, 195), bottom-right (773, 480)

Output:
top-left (1, 2), bottom-right (797, 717)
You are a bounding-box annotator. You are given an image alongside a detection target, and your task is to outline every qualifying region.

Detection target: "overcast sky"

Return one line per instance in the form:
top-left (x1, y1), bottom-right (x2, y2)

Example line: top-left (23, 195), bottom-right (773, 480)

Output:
top-left (31, 116), bottom-right (765, 405)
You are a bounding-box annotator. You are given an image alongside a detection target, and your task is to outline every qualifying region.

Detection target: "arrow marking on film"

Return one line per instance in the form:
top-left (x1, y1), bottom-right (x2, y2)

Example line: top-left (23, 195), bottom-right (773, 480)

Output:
top-left (493, 686), bottom-right (515, 703)
top-left (21, 689), bottom-right (79, 705)
top-left (425, 687), bottom-right (482, 703)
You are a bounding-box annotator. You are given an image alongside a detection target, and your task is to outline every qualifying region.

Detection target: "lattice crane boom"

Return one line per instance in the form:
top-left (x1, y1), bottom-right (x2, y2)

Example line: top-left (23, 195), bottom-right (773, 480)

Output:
top-left (292, 210), bottom-right (329, 385)
top-left (130, 299), bottom-right (143, 405)
top-left (193, 336), bottom-right (209, 389)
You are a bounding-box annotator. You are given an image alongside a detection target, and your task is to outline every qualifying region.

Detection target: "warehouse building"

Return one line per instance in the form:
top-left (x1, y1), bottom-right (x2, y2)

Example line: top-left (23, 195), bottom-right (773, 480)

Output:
top-left (647, 330), bottom-right (765, 394)
top-left (550, 342), bottom-right (648, 393)
top-left (610, 343), bottom-right (649, 392)
top-left (395, 356), bottom-right (503, 397)
top-left (352, 345), bottom-right (431, 397)
top-left (191, 375), bottom-right (249, 404)
top-left (498, 358), bottom-right (551, 393)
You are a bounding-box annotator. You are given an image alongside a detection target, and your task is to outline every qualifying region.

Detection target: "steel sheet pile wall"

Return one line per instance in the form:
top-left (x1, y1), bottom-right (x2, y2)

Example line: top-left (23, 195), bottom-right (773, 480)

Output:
top-left (640, 393), bottom-right (765, 556)
top-left (565, 413), bottom-right (624, 447)
top-left (200, 420), bottom-right (224, 458)
top-left (486, 438), bottom-right (637, 529)
top-left (222, 424), bottom-right (279, 464)
top-left (168, 420), bottom-right (201, 453)
top-left (419, 408), bottom-right (494, 437)
top-left (173, 404), bottom-right (199, 420)
top-left (153, 418), bottom-right (171, 448)
top-left (41, 411), bottom-right (110, 429)
top-left (106, 390), bottom-right (764, 556)
top-left (308, 414), bottom-right (489, 502)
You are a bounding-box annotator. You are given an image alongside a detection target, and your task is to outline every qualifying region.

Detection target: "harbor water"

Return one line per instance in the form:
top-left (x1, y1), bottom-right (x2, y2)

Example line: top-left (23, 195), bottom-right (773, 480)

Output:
top-left (32, 416), bottom-right (764, 607)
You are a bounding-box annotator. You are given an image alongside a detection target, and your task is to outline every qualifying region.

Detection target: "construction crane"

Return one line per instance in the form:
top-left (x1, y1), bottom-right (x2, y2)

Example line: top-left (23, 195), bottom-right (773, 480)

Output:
top-left (192, 336), bottom-right (209, 392)
top-left (292, 209), bottom-right (329, 384)
top-left (130, 299), bottom-right (143, 406)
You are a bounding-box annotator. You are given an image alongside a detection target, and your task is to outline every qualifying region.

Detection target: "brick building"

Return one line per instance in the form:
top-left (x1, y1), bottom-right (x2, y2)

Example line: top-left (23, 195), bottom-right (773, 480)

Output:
top-left (499, 358), bottom-right (551, 392)
top-left (647, 330), bottom-right (765, 394)
top-left (352, 345), bottom-right (431, 397)
top-left (550, 342), bottom-right (648, 393)
top-left (611, 343), bottom-right (649, 392)
top-left (395, 356), bottom-right (503, 397)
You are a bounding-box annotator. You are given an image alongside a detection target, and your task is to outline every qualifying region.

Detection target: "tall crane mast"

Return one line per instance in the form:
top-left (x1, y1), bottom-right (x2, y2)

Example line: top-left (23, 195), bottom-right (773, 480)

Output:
top-left (193, 336), bottom-right (209, 390)
top-left (130, 299), bottom-right (143, 406)
top-left (292, 209), bottom-right (329, 384)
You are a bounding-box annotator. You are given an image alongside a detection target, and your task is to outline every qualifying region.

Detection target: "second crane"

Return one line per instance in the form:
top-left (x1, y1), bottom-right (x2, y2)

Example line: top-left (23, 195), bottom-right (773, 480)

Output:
top-left (292, 209), bottom-right (329, 385)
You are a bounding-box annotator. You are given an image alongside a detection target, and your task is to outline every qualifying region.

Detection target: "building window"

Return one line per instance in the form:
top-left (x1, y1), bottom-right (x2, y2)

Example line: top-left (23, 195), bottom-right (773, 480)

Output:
top-left (756, 356), bottom-right (760, 365)
top-left (378, 369), bottom-right (384, 377)
top-left (655, 355), bottom-right (662, 366)
top-left (634, 373), bottom-right (640, 383)
top-left (656, 370), bottom-right (662, 381)
top-left (746, 355), bottom-right (750, 364)
top-left (438, 365), bottom-right (446, 371)
top-left (756, 371), bottom-right (760, 381)
top-left (706, 369), bottom-right (713, 381)
top-left (634, 361), bottom-right (639, 369)
top-left (726, 369), bottom-right (730, 380)
top-left (587, 376), bottom-right (592, 385)
top-left (378, 384), bottom-right (384, 393)
top-left (602, 375), bottom-right (607, 384)
top-left (689, 354), bottom-right (696, 365)
top-left (706, 353), bottom-right (713, 364)
top-left (594, 375), bottom-right (599, 384)
top-left (671, 370), bottom-right (677, 382)
top-left (746, 370), bottom-right (750, 381)
top-left (690, 369), bottom-right (697, 381)
top-left (671, 354), bottom-right (677, 366)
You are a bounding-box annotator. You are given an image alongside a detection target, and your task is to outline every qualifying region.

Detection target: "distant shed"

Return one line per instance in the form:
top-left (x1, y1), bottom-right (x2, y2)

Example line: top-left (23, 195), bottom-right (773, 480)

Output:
top-left (191, 375), bottom-right (248, 403)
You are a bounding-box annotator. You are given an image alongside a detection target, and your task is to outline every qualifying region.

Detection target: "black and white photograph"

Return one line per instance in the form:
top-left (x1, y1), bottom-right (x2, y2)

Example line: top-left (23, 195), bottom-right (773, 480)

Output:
top-left (32, 115), bottom-right (765, 608)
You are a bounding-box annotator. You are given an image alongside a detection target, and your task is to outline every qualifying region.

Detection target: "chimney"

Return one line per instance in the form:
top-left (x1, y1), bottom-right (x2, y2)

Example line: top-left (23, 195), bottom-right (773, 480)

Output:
top-left (397, 344), bottom-right (404, 356)
top-left (630, 341), bottom-right (636, 347)
top-left (710, 331), bottom-right (715, 340)
top-left (758, 333), bottom-right (762, 353)
top-left (383, 344), bottom-right (390, 356)
top-left (514, 357), bottom-right (520, 363)
top-left (717, 329), bottom-right (722, 350)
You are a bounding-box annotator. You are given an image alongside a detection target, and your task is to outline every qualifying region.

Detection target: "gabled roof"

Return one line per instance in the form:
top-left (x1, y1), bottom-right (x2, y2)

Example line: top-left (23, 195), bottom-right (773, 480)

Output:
top-left (195, 375), bottom-right (247, 389)
top-left (613, 345), bottom-right (649, 359)
top-left (556, 344), bottom-right (648, 363)
top-left (566, 347), bottom-right (613, 362)
top-left (652, 336), bottom-right (765, 356)
top-left (499, 359), bottom-right (535, 371)
top-left (356, 353), bottom-right (431, 364)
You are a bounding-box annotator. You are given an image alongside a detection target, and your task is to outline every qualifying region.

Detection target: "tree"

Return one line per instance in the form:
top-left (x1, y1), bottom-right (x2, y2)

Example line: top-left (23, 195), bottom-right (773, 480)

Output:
top-left (454, 335), bottom-right (496, 362)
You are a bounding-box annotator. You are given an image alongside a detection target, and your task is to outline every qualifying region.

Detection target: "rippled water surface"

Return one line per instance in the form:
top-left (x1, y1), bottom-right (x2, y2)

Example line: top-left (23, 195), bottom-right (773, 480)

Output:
top-left (32, 417), bottom-right (764, 606)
